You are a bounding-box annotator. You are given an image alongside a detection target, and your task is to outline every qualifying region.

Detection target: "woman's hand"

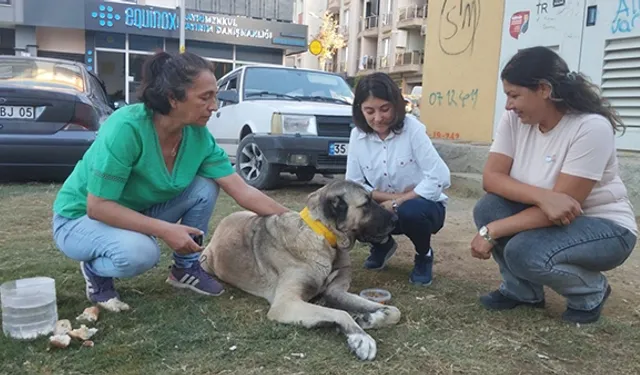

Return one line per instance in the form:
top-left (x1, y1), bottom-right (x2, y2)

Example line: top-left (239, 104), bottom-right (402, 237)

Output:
top-left (536, 190), bottom-right (582, 226)
top-left (470, 233), bottom-right (494, 260)
top-left (380, 200), bottom-right (396, 212)
top-left (160, 223), bottom-right (204, 255)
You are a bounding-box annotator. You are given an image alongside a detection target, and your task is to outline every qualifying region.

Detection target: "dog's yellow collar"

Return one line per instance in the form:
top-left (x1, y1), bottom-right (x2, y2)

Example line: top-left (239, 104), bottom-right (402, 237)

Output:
top-left (300, 207), bottom-right (338, 248)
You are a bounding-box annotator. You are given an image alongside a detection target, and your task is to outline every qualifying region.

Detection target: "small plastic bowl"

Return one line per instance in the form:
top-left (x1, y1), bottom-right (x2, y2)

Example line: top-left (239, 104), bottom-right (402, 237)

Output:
top-left (359, 288), bottom-right (392, 304)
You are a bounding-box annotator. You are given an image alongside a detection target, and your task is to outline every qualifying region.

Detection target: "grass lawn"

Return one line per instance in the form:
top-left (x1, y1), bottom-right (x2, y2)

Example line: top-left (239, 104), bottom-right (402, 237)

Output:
top-left (1, 180), bottom-right (639, 375)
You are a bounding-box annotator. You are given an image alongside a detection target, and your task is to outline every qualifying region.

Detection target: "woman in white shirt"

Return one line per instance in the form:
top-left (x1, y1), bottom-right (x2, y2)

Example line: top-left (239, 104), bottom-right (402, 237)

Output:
top-left (345, 72), bottom-right (451, 286)
top-left (471, 46), bottom-right (637, 324)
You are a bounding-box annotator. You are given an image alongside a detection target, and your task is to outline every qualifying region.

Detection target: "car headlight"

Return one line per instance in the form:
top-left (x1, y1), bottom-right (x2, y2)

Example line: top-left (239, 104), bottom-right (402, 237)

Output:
top-left (271, 113), bottom-right (317, 135)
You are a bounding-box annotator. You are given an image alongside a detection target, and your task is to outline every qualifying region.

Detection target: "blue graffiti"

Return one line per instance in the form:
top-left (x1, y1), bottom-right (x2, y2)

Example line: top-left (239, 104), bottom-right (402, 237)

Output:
top-left (611, 0), bottom-right (640, 33)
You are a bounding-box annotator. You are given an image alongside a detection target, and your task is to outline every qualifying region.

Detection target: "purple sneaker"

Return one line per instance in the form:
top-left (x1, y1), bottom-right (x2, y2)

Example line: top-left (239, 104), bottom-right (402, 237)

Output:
top-left (80, 261), bottom-right (130, 312)
top-left (166, 261), bottom-right (225, 296)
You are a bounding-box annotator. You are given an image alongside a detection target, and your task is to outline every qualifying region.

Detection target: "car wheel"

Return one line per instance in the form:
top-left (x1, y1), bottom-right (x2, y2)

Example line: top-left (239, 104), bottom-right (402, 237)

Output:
top-left (235, 136), bottom-right (280, 190)
top-left (295, 169), bottom-right (316, 182)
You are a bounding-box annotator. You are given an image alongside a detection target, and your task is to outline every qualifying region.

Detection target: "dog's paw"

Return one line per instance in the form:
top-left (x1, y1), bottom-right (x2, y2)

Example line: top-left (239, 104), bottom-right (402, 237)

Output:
top-left (355, 306), bottom-right (401, 329)
top-left (97, 298), bottom-right (130, 312)
top-left (347, 332), bottom-right (377, 361)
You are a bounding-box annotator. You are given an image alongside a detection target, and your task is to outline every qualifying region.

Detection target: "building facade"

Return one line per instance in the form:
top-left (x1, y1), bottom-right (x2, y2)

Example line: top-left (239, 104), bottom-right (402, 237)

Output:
top-left (420, 0), bottom-right (639, 152)
top-left (324, 0), bottom-right (426, 93)
top-left (419, 0), bottom-right (504, 144)
top-left (285, 0), bottom-right (327, 71)
top-left (0, 0), bottom-right (307, 104)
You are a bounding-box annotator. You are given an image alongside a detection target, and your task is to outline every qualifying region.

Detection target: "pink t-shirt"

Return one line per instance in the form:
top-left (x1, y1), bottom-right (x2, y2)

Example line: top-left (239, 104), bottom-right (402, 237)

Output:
top-left (490, 110), bottom-right (637, 236)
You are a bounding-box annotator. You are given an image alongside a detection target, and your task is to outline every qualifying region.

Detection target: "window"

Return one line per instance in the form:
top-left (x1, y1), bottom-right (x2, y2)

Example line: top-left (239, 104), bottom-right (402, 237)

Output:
top-left (242, 67), bottom-right (354, 103)
top-left (0, 58), bottom-right (85, 91)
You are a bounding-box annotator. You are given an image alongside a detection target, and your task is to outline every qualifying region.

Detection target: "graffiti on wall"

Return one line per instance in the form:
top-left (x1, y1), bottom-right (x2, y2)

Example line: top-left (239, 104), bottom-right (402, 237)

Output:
top-left (611, 0), bottom-right (640, 34)
top-left (427, 88), bottom-right (480, 109)
top-left (438, 0), bottom-right (481, 56)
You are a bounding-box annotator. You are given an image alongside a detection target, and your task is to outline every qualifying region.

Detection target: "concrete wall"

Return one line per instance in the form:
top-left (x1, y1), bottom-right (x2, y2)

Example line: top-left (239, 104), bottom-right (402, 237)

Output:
top-left (420, 0), bottom-right (505, 143)
top-left (435, 140), bottom-right (640, 217)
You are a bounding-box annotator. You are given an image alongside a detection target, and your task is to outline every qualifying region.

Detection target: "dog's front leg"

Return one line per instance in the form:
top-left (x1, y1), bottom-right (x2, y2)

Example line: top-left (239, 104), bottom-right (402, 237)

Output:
top-left (323, 286), bottom-right (401, 330)
top-left (267, 292), bottom-right (377, 361)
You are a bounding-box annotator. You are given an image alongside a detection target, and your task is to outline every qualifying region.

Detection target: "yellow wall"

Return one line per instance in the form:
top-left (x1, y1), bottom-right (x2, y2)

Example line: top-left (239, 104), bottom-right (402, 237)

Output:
top-left (420, 0), bottom-right (505, 143)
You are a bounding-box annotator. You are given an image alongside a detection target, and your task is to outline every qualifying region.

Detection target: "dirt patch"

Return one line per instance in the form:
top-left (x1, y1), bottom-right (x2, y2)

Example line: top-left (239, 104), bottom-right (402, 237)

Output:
top-left (384, 193), bottom-right (640, 322)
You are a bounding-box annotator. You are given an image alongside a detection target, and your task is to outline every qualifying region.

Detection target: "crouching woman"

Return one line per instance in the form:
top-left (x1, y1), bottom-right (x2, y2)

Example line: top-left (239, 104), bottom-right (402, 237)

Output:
top-left (471, 46), bottom-right (637, 324)
top-left (346, 72), bottom-right (451, 286)
top-left (51, 51), bottom-right (288, 311)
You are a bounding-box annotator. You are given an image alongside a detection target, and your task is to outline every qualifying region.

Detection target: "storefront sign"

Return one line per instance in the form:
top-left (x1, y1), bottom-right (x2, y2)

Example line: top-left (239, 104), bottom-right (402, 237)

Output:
top-left (81, 0), bottom-right (306, 51)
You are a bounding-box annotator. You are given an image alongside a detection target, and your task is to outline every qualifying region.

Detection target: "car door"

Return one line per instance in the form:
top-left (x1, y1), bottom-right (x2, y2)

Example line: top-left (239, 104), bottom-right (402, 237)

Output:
top-left (209, 73), bottom-right (241, 159)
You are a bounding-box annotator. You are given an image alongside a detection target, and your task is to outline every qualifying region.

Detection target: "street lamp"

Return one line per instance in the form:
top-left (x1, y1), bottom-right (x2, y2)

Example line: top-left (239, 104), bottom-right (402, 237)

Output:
top-left (179, 0), bottom-right (186, 53)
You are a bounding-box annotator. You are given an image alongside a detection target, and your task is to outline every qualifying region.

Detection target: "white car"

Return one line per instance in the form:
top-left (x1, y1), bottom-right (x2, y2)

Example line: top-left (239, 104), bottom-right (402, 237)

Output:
top-left (207, 65), bottom-right (355, 190)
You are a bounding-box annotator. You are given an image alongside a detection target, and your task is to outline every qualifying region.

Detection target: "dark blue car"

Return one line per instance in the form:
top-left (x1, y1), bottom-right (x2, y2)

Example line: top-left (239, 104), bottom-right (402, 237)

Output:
top-left (0, 55), bottom-right (115, 181)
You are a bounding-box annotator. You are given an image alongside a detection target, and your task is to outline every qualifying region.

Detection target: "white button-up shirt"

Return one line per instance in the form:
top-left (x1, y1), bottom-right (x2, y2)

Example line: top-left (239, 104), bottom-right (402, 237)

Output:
top-left (345, 115), bottom-right (451, 205)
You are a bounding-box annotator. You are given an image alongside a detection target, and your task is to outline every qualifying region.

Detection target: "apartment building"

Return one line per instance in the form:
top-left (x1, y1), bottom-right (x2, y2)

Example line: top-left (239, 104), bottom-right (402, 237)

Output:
top-left (0, 0), bottom-right (307, 103)
top-left (286, 0), bottom-right (327, 70)
top-left (328, 0), bottom-right (426, 93)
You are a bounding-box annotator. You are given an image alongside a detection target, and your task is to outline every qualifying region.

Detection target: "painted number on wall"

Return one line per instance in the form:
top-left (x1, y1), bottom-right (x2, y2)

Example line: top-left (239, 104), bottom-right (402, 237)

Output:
top-left (430, 131), bottom-right (461, 140)
top-left (428, 88), bottom-right (479, 108)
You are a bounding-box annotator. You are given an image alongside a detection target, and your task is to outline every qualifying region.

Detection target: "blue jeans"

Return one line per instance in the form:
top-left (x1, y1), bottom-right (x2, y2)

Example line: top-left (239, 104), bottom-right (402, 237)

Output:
top-left (473, 193), bottom-right (637, 310)
top-left (52, 176), bottom-right (219, 279)
top-left (376, 197), bottom-right (446, 254)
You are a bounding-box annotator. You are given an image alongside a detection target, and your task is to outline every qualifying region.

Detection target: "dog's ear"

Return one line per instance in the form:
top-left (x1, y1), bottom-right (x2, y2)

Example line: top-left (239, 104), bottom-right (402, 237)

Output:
top-left (322, 194), bottom-right (348, 224)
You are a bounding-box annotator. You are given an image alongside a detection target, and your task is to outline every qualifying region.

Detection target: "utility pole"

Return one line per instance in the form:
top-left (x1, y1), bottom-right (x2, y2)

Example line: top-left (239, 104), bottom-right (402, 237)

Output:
top-left (179, 0), bottom-right (186, 53)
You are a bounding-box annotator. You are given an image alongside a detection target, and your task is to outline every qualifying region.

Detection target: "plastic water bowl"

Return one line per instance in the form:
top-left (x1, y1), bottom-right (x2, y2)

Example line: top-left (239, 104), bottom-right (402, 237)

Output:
top-left (1, 277), bottom-right (58, 340)
top-left (359, 288), bottom-right (392, 304)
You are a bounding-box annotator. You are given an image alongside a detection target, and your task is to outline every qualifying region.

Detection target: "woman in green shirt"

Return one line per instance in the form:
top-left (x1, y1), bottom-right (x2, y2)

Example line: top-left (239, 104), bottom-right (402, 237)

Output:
top-left (52, 51), bottom-right (289, 312)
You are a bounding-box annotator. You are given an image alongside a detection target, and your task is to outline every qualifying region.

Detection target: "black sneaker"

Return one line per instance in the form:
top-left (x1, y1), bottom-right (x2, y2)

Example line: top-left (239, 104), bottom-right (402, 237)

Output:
top-left (562, 285), bottom-right (611, 324)
top-left (363, 237), bottom-right (397, 270)
top-left (480, 290), bottom-right (545, 311)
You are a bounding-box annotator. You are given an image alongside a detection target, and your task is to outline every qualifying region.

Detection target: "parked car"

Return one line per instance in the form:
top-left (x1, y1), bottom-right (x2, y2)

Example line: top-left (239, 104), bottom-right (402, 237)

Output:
top-left (208, 65), bottom-right (355, 189)
top-left (0, 55), bottom-right (115, 180)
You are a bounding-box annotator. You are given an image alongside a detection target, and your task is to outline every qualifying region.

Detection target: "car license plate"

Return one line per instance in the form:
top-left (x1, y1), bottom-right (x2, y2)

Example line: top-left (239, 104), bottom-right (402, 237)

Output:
top-left (0, 106), bottom-right (35, 119)
top-left (328, 142), bottom-right (348, 156)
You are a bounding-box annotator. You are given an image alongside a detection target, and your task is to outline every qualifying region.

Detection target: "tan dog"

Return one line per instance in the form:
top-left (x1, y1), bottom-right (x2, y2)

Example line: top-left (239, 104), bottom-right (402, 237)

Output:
top-left (200, 179), bottom-right (402, 360)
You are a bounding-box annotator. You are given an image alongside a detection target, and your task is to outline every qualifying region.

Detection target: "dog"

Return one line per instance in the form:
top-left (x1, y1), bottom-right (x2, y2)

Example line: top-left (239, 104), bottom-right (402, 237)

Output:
top-left (199, 179), bottom-right (402, 360)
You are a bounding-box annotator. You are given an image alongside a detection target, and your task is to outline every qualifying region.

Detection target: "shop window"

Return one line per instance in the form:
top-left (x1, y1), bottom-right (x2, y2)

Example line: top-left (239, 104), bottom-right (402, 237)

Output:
top-left (37, 50), bottom-right (85, 63)
top-left (129, 35), bottom-right (163, 52)
top-left (236, 46), bottom-right (282, 65)
top-left (95, 32), bottom-right (125, 49)
top-left (211, 61), bottom-right (233, 79)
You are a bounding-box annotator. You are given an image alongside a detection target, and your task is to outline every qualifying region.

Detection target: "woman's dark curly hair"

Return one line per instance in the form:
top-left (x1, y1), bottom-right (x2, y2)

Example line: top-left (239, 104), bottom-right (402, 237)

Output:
top-left (137, 51), bottom-right (215, 115)
top-left (501, 46), bottom-right (624, 133)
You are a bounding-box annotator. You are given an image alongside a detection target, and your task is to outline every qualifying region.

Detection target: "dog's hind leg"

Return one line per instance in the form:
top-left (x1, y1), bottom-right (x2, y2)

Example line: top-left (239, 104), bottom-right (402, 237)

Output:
top-left (322, 288), bottom-right (401, 330)
top-left (267, 290), bottom-right (378, 361)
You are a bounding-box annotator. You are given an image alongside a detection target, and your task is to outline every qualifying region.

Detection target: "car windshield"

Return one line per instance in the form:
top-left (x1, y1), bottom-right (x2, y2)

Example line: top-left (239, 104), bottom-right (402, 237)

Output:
top-left (243, 67), bottom-right (354, 104)
top-left (0, 59), bottom-right (85, 91)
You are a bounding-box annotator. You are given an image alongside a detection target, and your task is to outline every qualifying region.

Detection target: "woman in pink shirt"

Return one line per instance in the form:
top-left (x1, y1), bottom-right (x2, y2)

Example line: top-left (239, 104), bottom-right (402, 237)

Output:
top-left (471, 46), bottom-right (637, 324)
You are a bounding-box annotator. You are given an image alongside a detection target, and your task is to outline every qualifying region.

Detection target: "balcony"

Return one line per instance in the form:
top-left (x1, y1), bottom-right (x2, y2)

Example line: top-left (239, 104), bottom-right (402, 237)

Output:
top-left (328, 0), bottom-right (340, 13)
top-left (359, 15), bottom-right (379, 37)
top-left (339, 24), bottom-right (349, 38)
top-left (378, 55), bottom-right (390, 71)
top-left (380, 13), bottom-right (392, 31)
top-left (398, 4), bottom-right (427, 29)
top-left (324, 61), bottom-right (336, 72)
top-left (359, 57), bottom-right (377, 73)
top-left (391, 50), bottom-right (424, 73)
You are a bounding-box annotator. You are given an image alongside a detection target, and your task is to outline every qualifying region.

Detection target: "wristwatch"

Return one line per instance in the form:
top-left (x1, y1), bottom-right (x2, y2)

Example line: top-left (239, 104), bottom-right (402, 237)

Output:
top-left (391, 200), bottom-right (399, 212)
top-left (479, 225), bottom-right (496, 245)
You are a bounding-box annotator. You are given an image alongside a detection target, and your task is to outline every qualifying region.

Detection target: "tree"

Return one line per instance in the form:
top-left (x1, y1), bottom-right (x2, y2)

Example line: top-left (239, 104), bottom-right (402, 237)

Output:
top-left (310, 11), bottom-right (346, 70)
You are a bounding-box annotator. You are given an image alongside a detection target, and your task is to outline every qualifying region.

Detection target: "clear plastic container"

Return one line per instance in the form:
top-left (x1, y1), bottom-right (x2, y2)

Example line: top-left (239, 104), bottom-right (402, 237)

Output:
top-left (1, 277), bottom-right (58, 340)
